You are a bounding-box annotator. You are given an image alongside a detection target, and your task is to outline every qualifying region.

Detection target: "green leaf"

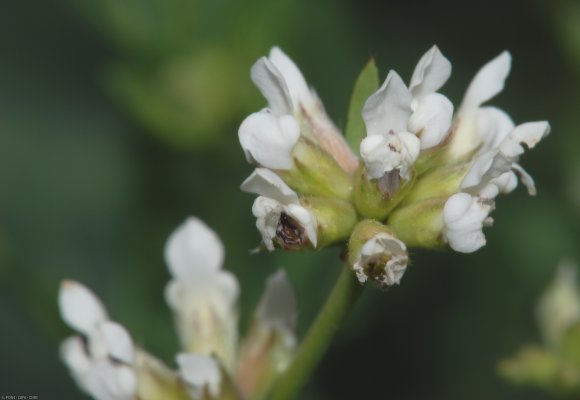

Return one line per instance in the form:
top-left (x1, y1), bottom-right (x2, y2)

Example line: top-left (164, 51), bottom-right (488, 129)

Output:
top-left (344, 58), bottom-right (380, 153)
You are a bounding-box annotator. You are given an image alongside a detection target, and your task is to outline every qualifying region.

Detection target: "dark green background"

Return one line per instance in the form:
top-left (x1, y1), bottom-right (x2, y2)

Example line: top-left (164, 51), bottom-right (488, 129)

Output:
top-left (1, 0), bottom-right (579, 398)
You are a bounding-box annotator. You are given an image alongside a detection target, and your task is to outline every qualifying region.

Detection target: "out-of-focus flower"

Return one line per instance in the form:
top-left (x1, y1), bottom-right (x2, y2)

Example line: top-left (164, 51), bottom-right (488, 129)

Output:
top-left (164, 217), bottom-right (239, 371)
top-left (60, 217), bottom-right (301, 400)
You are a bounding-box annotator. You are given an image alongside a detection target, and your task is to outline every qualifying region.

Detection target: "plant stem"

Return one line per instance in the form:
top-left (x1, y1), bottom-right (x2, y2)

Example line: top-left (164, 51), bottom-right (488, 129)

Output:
top-left (267, 265), bottom-right (363, 400)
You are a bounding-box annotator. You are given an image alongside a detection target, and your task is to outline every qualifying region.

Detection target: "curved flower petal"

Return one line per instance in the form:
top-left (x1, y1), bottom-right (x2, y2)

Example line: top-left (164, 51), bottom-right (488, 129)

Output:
top-left (286, 204), bottom-right (318, 248)
top-left (476, 106), bottom-right (515, 151)
top-left (408, 92), bottom-right (454, 149)
top-left (164, 218), bottom-right (225, 280)
top-left (59, 281), bottom-right (108, 336)
top-left (409, 45), bottom-right (452, 98)
top-left (461, 150), bottom-right (513, 192)
top-left (61, 336), bottom-right (92, 378)
top-left (250, 57), bottom-right (292, 116)
top-left (363, 70), bottom-right (413, 136)
top-left (512, 164), bottom-right (536, 195)
top-left (461, 51), bottom-right (511, 111)
top-left (177, 353), bottom-right (221, 399)
top-left (268, 47), bottom-right (314, 110)
top-left (500, 121), bottom-right (550, 158)
top-left (241, 168), bottom-right (299, 204)
top-left (238, 111), bottom-right (300, 170)
top-left (99, 321), bottom-right (135, 365)
top-left (256, 269), bottom-right (298, 346)
top-left (444, 193), bottom-right (493, 253)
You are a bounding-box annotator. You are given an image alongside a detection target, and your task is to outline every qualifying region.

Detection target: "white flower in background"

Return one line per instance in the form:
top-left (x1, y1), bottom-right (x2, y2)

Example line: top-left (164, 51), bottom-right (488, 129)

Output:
top-left (537, 261), bottom-right (580, 348)
top-left (352, 232), bottom-right (408, 287)
top-left (164, 217), bottom-right (240, 371)
top-left (408, 45), bottom-right (454, 149)
top-left (177, 354), bottom-right (222, 400)
top-left (241, 168), bottom-right (317, 251)
top-left (361, 70), bottom-right (421, 180)
top-left (59, 281), bottom-right (137, 400)
top-left (240, 47), bottom-right (358, 173)
top-left (236, 269), bottom-right (298, 397)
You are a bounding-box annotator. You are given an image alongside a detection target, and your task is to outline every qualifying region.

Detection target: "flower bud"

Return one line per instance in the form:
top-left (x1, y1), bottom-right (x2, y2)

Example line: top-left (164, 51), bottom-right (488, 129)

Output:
top-left (347, 220), bottom-right (409, 288)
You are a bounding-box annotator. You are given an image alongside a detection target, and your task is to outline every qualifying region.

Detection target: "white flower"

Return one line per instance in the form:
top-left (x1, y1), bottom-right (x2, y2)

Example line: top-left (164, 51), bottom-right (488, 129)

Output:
top-left (236, 269), bottom-right (298, 397)
top-left (361, 70), bottom-right (421, 180)
top-left (254, 269), bottom-right (298, 350)
top-left (460, 121), bottom-right (550, 197)
top-left (449, 51), bottom-right (512, 159)
top-left (177, 353), bottom-right (222, 400)
top-left (240, 47), bottom-right (358, 173)
top-left (443, 192), bottom-right (494, 253)
top-left (164, 217), bottom-right (240, 371)
top-left (59, 281), bottom-right (137, 400)
top-left (352, 232), bottom-right (409, 287)
top-left (241, 168), bottom-right (317, 251)
top-left (408, 45), bottom-right (454, 149)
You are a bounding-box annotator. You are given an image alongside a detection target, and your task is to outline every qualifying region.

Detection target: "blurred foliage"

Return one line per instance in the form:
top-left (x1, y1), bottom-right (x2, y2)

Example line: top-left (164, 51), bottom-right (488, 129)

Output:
top-left (499, 262), bottom-right (580, 396)
top-left (0, 0), bottom-right (580, 399)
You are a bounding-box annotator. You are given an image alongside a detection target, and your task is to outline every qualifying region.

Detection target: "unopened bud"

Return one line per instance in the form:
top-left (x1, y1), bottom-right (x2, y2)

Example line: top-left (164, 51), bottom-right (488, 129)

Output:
top-left (348, 220), bottom-right (409, 288)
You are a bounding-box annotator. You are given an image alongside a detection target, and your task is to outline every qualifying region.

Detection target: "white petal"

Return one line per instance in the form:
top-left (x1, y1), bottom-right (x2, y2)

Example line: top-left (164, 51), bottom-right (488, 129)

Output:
top-left (286, 204), bottom-right (318, 247)
top-left (488, 171), bottom-right (519, 196)
top-left (461, 51), bottom-right (511, 111)
top-left (99, 321), bottom-right (134, 365)
top-left (500, 121), bottom-right (550, 158)
top-left (251, 57), bottom-right (292, 116)
top-left (164, 217), bottom-right (225, 282)
top-left (360, 131), bottom-right (420, 180)
top-left (476, 106), bottom-right (515, 151)
top-left (444, 193), bottom-right (493, 253)
top-left (238, 111), bottom-right (300, 170)
top-left (85, 361), bottom-right (136, 400)
top-left (252, 196), bottom-right (283, 251)
top-left (363, 70), bottom-right (413, 136)
top-left (512, 164), bottom-right (537, 195)
top-left (241, 168), bottom-right (299, 204)
top-left (61, 336), bottom-right (92, 376)
top-left (177, 353), bottom-right (221, 399)
top-left (409, 45), bottom-right (452, 98)
top-left (256, 269), bottom-right (298, 346)
top-left (268, 47), bottom-right (314, 110)
top-left (59, 281), bottom-right (108, 335)
top-left (408, 93), bottom-right (453, 149)
top-left (461, 150), bottom-right (513, 192)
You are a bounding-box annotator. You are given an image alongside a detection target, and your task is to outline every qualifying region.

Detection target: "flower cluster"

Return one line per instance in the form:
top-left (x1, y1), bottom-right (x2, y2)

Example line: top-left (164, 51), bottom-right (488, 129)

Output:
top-left (59, 218), bottom-right (298, 400)
top-left (239, 46), bottom-right (550, 288)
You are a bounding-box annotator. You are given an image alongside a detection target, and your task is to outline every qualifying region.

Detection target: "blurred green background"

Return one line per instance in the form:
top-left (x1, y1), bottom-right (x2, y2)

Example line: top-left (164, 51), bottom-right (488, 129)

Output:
top-left (1, 0), bottom-right (580, 398)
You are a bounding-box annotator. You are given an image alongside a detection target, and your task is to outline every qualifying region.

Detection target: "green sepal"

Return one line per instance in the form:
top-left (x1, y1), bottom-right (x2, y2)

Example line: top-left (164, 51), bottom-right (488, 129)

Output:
top-left (345, 58), bottom-right (380, 154)
top-left (387, 197), bottom-right (447, 250)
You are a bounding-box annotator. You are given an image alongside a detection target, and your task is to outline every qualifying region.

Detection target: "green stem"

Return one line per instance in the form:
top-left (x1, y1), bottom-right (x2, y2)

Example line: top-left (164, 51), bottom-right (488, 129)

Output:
top-left (267, 265), bottom-right (364, 400)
